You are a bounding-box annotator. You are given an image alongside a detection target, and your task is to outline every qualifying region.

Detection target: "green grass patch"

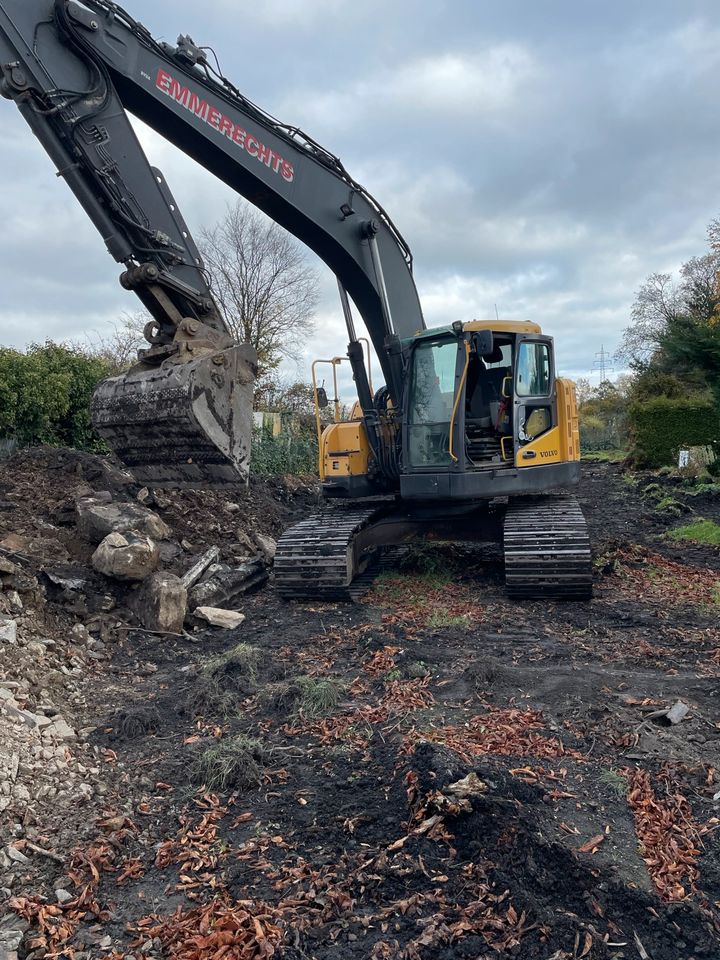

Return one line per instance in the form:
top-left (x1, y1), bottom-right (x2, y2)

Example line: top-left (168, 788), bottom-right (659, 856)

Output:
top-left (582, 449), bottom-right (628, 463)
top-left (654, 497), bottom-right (685, 517)
top-left (600, 768), bottom-right (628, 797)
top-left (667, 519), bottom-right (720, 546)
top-left (427, 610), bottom-right (473, 630)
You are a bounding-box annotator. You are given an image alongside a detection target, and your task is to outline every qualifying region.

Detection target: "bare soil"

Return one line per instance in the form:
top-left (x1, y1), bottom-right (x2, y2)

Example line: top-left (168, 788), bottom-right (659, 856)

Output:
top-left (1, 453), bottom-right (720, 960)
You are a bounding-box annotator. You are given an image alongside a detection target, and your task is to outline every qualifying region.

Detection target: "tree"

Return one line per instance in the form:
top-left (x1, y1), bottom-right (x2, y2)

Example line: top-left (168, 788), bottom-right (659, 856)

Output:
top-left (618, 252), bottom-right (720, 365)
top-left (82, 312), bottom-right (148, 375)
top-left (200, 201), bottom-right (319, 378)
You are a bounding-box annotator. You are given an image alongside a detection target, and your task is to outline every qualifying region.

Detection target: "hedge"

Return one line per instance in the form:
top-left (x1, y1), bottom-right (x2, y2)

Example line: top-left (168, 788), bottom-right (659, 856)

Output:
top-left (628, 394), bottom-right (720, 468)
top-left (0, 342), bottom-right (111, 451)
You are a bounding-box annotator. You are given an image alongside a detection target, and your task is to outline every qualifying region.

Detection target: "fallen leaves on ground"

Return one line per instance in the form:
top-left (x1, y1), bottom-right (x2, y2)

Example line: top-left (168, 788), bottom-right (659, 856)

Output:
top-left (408, 708), bottom-right (583, 764)
top-left (627, 767), bottom-right (700, 901)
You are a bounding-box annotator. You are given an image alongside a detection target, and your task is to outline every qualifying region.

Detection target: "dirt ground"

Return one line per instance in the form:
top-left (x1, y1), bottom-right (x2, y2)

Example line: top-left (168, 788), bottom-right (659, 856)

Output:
top-left (1, 452), bottom-right (720, 959)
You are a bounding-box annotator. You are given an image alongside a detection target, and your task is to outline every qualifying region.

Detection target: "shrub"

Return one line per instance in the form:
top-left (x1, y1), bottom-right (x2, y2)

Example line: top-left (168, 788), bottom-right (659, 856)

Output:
top-left (0, 342), bottom-right (110, 450)
top-left (628, 395), bottom-right (720, 468)
top-left (250, 428), bottom-right (318, 477)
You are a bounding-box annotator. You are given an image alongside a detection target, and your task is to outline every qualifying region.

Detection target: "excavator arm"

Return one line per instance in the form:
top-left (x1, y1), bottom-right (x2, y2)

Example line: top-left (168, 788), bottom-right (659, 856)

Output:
top-left (0, 0), bottom-right (425, 483)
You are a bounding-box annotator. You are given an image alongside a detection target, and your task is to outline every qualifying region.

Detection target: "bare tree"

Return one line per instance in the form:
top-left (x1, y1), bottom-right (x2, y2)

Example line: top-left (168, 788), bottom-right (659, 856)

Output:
top-left (200, 201), bottom-right (319, 377)
top-left (617, 252), bottom-right (720, 364)
top-left (79, 312), bottom-right (148, 374)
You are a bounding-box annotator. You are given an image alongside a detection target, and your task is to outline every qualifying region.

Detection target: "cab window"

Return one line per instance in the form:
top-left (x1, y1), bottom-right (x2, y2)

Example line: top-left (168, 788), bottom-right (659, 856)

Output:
top-left (408, 338), bottom-right (458, 467)
top-left (516, 342), bottom-right (551, 397)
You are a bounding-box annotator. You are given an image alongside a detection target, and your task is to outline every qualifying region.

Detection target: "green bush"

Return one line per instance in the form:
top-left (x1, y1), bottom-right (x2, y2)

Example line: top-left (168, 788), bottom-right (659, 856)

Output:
top-left (0, 342), bottom-right (111, 451)
top-left (250, 429), bottom-right (318, 477)
top-left (628, 395), bottom-right (720, 468)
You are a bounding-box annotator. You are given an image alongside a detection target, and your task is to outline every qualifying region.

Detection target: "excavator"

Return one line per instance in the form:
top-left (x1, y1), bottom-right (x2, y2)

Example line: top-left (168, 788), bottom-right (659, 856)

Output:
top-left (0, 0), bottom-right (592, 601)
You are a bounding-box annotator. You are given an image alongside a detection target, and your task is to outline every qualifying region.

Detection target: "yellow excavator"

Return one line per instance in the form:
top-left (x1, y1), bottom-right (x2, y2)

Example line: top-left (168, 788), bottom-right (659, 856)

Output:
top-left (0, 0), bottom-right (591, 601)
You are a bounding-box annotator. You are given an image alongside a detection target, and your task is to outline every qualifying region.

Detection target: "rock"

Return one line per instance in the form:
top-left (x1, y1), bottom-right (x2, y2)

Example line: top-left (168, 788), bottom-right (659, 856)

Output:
top-left (0, 618), bottom-right (17, 644)
top-left (181, 547), bottom-right (221, 590)
top-left (254, 534), bottom-right (277, 561)
top-left (5, 846), bottom-right (29, 865)
top-left (55, 889), bottom-right (74, 905)
top-left (194, 607), bottom-right (246, 630)
top-left (71, 624), bottom-right (89, 644)
top-left (666, 701), bottom-right (690, 725)
top-left (26, 641), bottom-right (47, 658)
top-left (0, 556), bottom-right (18, 575)
top-left (130, 572), bottom-right (187, 634)
top-left (77, 497), bottom-right (171, 544)
top-left (3, 592), bottom-right (22, 614)
top-left (43, 717), bottom-right (76, 742)
top-left (188, 560), bottom-right (267, 610)
top-left (92, 532), bottom-right (160, 582)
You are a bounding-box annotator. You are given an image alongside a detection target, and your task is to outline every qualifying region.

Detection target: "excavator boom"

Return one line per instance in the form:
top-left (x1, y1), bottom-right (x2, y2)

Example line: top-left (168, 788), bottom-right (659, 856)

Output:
top-left (0, 0), bottom-right (425, 483)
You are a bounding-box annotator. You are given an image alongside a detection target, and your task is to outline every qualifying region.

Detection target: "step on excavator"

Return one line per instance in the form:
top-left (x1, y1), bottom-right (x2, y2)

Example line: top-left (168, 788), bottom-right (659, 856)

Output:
top-left (0, 0), bottom-right (592, 601)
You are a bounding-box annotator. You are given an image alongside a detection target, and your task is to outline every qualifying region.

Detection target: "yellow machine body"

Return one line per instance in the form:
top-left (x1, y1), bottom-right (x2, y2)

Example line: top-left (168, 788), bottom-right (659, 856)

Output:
top-left (515, 379), bottom-right (581, 469)
top-left (320, 420), bottom-right (371, 481)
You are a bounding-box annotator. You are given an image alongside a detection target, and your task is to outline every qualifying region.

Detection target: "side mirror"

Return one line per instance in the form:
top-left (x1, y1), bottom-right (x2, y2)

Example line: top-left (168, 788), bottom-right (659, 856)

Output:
top-left (315, 386), bottom-right (329, 409)
top-left (473, 330), bottom-right (494, 358)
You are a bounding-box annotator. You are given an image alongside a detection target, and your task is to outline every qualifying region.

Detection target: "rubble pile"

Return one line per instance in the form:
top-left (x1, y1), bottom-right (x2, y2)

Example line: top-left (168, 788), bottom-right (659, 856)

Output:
top-left (0, 446), bottom-right (317, 954)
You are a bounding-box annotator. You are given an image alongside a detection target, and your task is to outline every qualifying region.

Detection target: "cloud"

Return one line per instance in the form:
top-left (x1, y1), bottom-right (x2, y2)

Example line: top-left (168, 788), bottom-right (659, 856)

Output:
top-left (1, 0), bottom-right (719, 397)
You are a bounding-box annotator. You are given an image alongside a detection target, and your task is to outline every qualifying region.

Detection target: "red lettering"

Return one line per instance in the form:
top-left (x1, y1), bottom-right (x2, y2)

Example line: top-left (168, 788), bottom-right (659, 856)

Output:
top-left (153, 69), bottom-right (294, 184)
top-left (156, 68), bottom-right (172, 94)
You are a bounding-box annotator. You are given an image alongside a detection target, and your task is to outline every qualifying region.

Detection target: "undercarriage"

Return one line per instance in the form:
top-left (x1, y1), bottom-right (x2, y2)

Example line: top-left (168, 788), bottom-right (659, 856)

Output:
top-left (275, 494), bottom-right (592, 602)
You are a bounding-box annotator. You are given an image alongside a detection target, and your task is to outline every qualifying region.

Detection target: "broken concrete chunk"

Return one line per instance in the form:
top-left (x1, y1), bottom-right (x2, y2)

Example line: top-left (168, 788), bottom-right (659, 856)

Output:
top-left (0, 555), bottom-right (18, 575)
top-left (130, 572), bottom-right (187, 634)
top-left (181, 547), bottom-right (221, 591)
top-left (188, 560), bottom-right (268, 610)
top-left (254, 534), bottom-right (277, 561)
top-left (195, 607), bottom-right (246, 630)
top-left (42, 717), bottom-right (76, 741)
top-left (92, 532), bottom-right (160, 582)
top-left (0, 618), bottom-right (17, 644)
top-left (666, 701), bottom-right (690, 725)
top-left (77, 497), bottom-right (172, 544)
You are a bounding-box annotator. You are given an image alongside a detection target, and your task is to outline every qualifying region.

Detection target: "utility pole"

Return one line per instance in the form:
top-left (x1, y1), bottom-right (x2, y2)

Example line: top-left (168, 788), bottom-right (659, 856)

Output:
top-left (592, 345), bottom-right (614, 383)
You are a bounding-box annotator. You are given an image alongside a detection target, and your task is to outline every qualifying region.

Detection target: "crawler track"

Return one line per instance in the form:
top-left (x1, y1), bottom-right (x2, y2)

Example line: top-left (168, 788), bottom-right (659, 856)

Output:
top-left (275, 504), bottom-right (388, 600)
top-left (503, 495), bottom-right (592, 600)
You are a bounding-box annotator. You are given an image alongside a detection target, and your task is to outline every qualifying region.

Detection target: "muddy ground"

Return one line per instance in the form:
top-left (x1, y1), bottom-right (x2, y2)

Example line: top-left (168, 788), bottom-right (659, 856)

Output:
top-left (1, 452), bottom-right (720, 959)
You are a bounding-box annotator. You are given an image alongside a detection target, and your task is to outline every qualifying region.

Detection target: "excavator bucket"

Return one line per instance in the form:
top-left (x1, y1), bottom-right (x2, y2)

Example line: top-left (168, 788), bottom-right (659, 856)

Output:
top-left (91, 344), bottom-right (257, 486)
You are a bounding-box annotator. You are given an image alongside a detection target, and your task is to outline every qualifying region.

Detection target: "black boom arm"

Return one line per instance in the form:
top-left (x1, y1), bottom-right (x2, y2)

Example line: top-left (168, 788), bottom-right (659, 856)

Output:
top-left (0, 0), bottom-right (425, 396)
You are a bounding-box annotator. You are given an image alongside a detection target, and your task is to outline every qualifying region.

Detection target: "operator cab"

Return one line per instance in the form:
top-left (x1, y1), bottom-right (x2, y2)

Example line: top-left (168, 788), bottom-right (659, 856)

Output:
top-left (402, 320), bottom-right (578, 499)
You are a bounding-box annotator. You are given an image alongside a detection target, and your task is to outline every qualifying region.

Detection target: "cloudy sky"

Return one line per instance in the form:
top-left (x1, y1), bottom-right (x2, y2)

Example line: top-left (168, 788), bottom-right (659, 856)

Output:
top-left (1, 0), bottom-right (719, 396)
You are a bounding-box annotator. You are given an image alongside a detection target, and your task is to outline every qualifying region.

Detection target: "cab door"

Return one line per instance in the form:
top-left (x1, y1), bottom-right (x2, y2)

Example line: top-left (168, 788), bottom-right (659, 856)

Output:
top-left (513, 336), bottom-right (558, 465)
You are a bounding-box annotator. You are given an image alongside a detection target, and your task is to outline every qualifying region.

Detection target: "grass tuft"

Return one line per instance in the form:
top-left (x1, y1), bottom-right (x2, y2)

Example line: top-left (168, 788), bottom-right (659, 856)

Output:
top-left (667, 518), bottom-right (720, 546)
top-left (427, 610), bottom-right (473, 630)
top-left (654, 497), bottom-right (685, 517)
top-left (257, 675), bottom-right (345, 719)
top-left (191, 735), bottom-right (268, 791)
top-left (600, 768), bottom-right (628, 797)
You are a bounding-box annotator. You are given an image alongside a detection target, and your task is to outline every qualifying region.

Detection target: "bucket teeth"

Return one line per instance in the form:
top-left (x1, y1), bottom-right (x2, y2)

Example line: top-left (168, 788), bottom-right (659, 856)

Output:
top-left (91, 344), bottom-right (256, 486)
